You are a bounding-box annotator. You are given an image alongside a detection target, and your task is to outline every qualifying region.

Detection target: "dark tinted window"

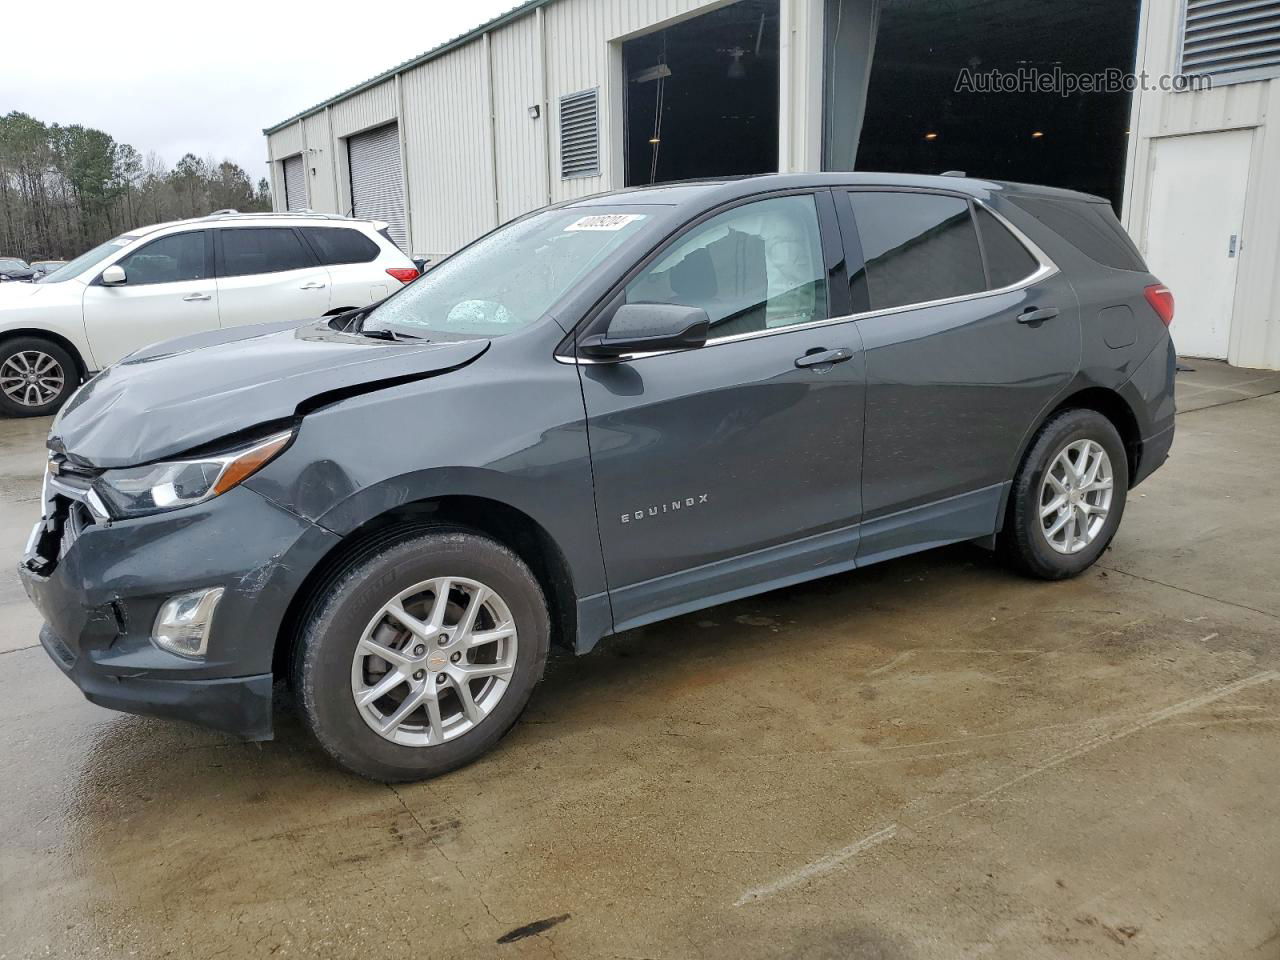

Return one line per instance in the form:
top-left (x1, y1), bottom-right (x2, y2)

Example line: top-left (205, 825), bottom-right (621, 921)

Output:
top-left (626, 194), bottom-right (828, 340)
top-left (975, 206), bottom-right (1039, 288)
top-left (115, 232), bottom-right (207, 285)
top-left (1009, 196), bottom-right (1146, 271)
top-left (849, 192), bottom-right (985, 311)
top-left (220, 228), bottom-right (311, 277)
top-left (302, 227), bottom-right (379, 265)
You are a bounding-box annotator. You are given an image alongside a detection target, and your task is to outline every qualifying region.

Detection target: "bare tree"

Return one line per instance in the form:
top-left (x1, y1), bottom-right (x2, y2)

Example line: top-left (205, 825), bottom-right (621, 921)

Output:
top-left (0, 111), bottom-right (271, 260)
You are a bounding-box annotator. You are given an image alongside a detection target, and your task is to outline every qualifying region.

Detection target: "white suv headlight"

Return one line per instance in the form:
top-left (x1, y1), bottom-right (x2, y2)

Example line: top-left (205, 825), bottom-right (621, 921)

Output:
top-left (93, 429), bottom-right (293, 519)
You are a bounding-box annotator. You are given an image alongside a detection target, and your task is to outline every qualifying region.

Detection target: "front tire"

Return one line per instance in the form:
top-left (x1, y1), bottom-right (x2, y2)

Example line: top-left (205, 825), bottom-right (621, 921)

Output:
top-left (294, 528), bottom-right (550, 782)
top-left (1000, 408), bottom-right (1128, 580)
top-left (0, 337), bottom-right (77, 417)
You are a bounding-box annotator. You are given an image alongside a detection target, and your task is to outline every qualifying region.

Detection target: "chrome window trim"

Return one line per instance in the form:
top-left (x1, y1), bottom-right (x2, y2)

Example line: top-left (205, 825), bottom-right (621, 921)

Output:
top-left (557, 197), bottom-right (1058, 365)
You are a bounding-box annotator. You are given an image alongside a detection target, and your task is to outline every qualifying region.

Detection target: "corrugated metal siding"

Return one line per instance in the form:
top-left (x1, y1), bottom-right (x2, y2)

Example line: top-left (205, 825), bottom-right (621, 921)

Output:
top-left (303, 113), bottom-right (336, 212)
top-left (332, 81), bottom-right (397, 138)
top-left (283, 155), bottom-right (307, 211)
top-left (1123, 0), bottom-right (1280, 368)
top-left (348, 123), bottom-right (408, 250)
top-left (401, 41), bottom-right (497, 255)
top-left (261, 0), bottom-right (823, 254)
top-left (542, 0), bottom-right (722, 200)
top-left (491, 14), bottom-right (548, 220)
top-left (268, 123), bottom-right (303, 162)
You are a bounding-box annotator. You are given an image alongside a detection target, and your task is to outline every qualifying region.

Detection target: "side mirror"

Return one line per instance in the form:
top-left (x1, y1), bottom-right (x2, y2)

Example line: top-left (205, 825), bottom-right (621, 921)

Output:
top-left (100, 264), bottom-right (127, 286)
top-left (579, 303), bottom-right (710, 360)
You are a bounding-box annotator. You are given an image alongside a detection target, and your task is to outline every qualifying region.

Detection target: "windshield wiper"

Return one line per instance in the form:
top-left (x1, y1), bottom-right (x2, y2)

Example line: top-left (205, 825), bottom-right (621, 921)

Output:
top-left (358, 327), bottom-right (424, 342)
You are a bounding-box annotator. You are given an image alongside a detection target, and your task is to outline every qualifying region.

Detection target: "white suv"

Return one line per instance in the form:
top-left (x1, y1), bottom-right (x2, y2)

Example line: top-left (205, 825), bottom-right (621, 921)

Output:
top-left (0, 212), bottom-right (419, 417)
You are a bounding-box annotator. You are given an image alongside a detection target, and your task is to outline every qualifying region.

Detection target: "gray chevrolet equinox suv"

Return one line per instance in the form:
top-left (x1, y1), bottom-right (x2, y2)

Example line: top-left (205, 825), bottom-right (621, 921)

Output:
top-left (21, 173), bottom-right (1176, 781)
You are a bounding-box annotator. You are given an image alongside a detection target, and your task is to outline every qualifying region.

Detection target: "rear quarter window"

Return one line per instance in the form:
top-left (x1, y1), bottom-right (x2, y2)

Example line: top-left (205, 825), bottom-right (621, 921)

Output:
top-left (848, 191), bottom-right (986, 311)
top-left (975, 206), bottom-right (1040, 288)
top-left (1009, 196), bottom-right (1146, 272)
top-left (302, 227), bottom-right (380, 265)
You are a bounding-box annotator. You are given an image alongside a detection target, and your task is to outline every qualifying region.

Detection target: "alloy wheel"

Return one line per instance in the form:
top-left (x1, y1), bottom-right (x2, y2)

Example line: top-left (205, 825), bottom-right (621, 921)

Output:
top-left (0, 350), bottom-right (65, 407)
top-left (1039, 438), bottom-right (1114, 554)
top-left (350, 577), bottom-right (519, 746)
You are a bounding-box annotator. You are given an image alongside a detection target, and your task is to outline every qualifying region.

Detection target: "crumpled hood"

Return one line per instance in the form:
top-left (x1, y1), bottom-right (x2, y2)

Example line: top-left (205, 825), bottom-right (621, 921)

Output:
top-left (51, 319), bottom-right (489, 468)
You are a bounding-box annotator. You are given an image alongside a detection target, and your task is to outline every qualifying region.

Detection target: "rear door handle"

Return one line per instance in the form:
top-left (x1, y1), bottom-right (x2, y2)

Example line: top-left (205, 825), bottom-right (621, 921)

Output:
top-left (182, 293), bottom-right (211, 302)
top-left (1017, 306), bottom-right (1059, 324)
top-left (300, 281), bottom-right (327, 290)
top-left (795, 347), bottom-right (854, 368)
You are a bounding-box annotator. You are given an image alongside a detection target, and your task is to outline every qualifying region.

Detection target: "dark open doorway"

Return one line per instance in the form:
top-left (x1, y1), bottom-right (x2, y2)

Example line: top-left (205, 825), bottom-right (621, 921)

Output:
top-left (623, 0), bottom-right (780, 187)
top-left (849, 0), bottom-right (1141, 210)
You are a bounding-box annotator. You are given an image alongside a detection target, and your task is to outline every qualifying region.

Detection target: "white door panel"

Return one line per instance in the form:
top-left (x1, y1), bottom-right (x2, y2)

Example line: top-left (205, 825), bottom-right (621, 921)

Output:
top-left (215, 267), bottom-right (332, 328)
top-left (83, 281), bottom-right (219, 366)
top-left (1144, 129), bottom-right (1252, 360)
top-left (215, 226), bottom-right (333, 328)
top-left (81, 229), bottom-right (218, 366)
top-left (324, 264), bottom-right (387, 310)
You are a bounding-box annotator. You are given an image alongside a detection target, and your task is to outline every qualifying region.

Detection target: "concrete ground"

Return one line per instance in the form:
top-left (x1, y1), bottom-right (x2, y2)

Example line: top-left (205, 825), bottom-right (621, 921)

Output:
top-left (1, 360), bottom-right (1277, 960)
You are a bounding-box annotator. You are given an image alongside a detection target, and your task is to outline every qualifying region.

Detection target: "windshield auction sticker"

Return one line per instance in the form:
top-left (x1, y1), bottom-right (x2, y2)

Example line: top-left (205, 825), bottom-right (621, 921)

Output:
top-left (563, 214), bottom-right (646, 232)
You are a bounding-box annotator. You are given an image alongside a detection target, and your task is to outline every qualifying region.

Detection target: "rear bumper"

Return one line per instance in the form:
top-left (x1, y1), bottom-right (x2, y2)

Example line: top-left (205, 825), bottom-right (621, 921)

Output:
top-left (40, 624), bottom-right (274, 739)
top-left (1122, 335), bottom-right (1177, 488)
top-left (1133, 421), bottom-right (1174, 487)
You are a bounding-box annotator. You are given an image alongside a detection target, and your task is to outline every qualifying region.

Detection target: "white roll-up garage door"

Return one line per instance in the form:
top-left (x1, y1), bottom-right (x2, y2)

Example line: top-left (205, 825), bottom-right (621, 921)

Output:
top-left (348, 123), bottom-right (407, 251)
top-left (283, 155), bottom-right (307, 212)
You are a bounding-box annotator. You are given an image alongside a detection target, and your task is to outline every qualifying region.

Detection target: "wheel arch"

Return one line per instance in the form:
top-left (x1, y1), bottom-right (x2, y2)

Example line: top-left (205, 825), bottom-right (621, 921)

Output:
top-left (987, 384), bottom-right (1143, 546)
top-left (0, 327), bottom-right (90, 380)
top-left (273, 494), bottom-right (581, 683)
top-left (1046, 386), bottom-right (1142, 482)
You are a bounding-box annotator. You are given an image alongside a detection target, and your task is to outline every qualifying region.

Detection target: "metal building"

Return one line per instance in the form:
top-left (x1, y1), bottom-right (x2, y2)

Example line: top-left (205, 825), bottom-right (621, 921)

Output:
top-left (264, 0), bottom-right (1280, 369)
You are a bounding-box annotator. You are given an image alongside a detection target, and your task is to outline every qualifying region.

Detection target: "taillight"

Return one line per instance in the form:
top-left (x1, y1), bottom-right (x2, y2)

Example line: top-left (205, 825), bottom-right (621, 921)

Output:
top-left (386, 267), bottom-right (419, 284)
top-left (1144, 284), bottom-right (1174, 327)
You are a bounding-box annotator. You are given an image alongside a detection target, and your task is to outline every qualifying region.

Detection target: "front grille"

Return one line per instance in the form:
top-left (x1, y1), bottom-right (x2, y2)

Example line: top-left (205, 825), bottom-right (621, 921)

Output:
top-left (27, 454), bottom-right (104, 574)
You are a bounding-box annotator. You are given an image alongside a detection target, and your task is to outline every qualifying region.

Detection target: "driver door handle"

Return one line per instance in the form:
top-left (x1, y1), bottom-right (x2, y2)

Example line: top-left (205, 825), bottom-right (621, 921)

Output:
top-left (795, 347), bottom-right (854, 368)
top-left (300, 281), bottom-right (327, 290)
top-left (182, 293), bottom-right (211, 302)
top-left (1017, 306), bottom-right (1059, 324)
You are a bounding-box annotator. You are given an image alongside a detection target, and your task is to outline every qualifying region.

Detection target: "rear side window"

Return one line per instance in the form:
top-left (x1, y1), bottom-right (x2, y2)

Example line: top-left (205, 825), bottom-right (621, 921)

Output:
top-left (848, 192), bottom-right (985, 311)
top-left (115, 231), bottom-right (207, 285)
top-left (220, 228), bottom-right (312, 278)
top-left (302, 227), bottom-right (380, 265)
top-left (975, 206), bottom-right (1040, 288)
top-left (1009, 196), bottom-right (1146, 272)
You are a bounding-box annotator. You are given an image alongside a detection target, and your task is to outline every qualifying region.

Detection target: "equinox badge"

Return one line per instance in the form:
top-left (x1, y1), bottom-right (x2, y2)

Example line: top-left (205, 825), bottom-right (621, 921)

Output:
top-left (621, 493), bottom-right (710, 524)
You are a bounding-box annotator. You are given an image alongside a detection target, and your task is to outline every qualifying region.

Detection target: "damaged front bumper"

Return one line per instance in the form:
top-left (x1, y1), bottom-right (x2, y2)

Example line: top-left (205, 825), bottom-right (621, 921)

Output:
top-left (18, 483), bottom-right (340, 740)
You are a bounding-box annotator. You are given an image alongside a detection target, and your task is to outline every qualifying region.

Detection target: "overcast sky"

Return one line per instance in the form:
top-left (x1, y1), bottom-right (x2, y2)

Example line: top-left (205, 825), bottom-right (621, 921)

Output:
top-left (2, 0), bottom-right (518, 181)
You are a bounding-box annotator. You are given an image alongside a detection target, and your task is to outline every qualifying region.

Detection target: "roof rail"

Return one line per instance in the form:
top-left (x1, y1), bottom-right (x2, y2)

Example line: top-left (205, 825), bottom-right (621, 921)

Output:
top-left (193, 210), bottom-right (360, 223)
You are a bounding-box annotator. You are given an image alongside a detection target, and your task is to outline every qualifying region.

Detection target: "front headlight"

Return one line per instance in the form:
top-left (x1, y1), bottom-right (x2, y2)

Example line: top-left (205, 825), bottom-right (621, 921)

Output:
top-left (92, 429), bottom-right (293, 519)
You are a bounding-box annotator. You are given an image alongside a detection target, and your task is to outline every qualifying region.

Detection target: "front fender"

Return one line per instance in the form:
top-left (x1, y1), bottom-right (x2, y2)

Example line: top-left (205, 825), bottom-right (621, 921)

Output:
top-left (243, 354), bottom-right (606, 601)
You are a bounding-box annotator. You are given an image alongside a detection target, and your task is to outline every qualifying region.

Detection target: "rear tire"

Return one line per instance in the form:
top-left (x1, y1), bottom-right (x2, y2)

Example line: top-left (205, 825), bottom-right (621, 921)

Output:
top-left (1000, 409), bottom-right (1128, 580)
top-left (293, 527), bottom-right (550, 782)
top-left (0, 337), bottom-right (77, 418)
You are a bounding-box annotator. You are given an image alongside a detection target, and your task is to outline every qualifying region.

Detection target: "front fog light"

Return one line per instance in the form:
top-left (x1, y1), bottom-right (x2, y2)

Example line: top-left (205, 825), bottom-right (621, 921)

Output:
top-left (152, 587), bottom-right (224, 658)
